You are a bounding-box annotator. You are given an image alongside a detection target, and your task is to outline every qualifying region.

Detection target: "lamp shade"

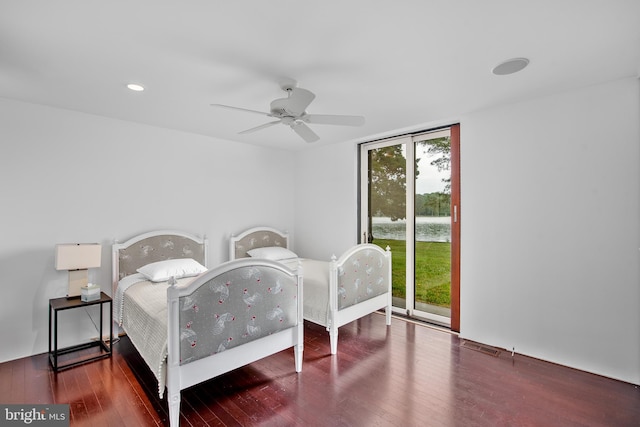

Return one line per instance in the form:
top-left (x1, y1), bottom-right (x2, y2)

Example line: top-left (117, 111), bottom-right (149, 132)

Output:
top-left (55, 243), bottom-right (102, 270)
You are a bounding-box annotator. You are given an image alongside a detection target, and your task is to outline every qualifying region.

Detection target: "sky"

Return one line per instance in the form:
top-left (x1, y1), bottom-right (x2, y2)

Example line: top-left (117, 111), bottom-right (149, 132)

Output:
top-left (416, 150), bottom-right (449, 194)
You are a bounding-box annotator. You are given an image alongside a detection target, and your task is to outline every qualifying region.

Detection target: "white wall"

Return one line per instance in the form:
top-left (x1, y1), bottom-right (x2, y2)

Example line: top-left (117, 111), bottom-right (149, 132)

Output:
top-left (293, 141), bottom-right (360, 259)
top-left (293, 76), bottom-right (640, 385)
top-left (459, 76), bottom-right (640, 385)
top-left (0, 98), bottom-right (295, 363)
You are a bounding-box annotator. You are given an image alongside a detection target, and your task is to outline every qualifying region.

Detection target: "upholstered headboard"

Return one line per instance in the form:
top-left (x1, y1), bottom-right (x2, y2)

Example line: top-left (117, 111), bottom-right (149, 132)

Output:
top-left (112, 230), bottom-right (208, 295)
top-left (229, 227), bottom-right (289, 260)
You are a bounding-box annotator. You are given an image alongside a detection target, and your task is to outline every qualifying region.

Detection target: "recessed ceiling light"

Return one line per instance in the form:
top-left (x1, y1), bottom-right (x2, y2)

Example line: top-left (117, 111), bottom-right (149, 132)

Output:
top-left (127, 83), bottom-right (145, 91)
top-left (492, 58), bottom-right (529, 75)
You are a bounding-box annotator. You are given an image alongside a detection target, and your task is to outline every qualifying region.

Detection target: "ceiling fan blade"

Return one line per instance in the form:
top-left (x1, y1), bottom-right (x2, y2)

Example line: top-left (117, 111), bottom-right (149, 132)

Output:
top-left (238, 120), bottom-right (282, 134)
top-left (290, 121), bottom-right (320, 143)
top-left (211, 103), bottom-right (271, 117)
top-left (285, 88), bottom-right (315, 116)
top-left (303, 114), bottom-right (365, 126)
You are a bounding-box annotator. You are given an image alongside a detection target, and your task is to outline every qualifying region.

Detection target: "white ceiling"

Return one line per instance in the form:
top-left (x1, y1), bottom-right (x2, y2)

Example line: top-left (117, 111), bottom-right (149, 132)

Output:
top-left (2, 1), bottom-right (639, 151)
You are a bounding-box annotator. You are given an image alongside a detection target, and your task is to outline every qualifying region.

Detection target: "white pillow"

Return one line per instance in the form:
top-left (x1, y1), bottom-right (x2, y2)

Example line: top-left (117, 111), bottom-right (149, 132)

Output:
top-left (247, 246), bottom-right (298, 261)
top-left (137, 258), bottom-right (207, 282)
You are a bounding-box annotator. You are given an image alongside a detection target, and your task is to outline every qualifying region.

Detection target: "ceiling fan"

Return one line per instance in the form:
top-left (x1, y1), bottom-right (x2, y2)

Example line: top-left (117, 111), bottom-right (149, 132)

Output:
top-left (211, 80), bottom-right (365, 143)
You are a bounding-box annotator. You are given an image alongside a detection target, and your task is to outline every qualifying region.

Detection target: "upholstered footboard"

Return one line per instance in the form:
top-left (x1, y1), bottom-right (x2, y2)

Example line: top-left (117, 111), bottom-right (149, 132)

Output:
top-left (166, 258), bottom-right (303, 427)
top-left (328, 244), bottom-right (392, 354)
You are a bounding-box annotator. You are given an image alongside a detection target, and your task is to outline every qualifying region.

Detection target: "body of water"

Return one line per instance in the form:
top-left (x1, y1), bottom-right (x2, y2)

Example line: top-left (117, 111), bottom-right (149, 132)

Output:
top-left (372, 216), bottom-right (451, 242)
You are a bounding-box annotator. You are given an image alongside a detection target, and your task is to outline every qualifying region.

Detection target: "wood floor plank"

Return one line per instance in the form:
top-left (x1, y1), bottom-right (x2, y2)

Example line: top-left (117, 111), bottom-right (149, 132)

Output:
top-left (9, 358), bottom-right (26, 404)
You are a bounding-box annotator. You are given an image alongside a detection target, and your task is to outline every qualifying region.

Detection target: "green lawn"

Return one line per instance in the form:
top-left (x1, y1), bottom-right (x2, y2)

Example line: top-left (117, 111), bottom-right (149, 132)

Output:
top-left (372, 238), bottom-right (451, 307)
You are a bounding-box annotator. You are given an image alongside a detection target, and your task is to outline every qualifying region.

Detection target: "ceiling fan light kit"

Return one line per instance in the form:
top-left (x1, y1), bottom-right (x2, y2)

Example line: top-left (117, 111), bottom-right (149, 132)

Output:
top-left (211, 80), bottom-right (365, 143)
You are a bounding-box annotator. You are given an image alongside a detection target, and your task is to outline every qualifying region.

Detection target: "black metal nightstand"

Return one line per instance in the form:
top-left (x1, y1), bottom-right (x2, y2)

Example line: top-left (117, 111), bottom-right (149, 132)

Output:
top-left (48, 292), bottom-right (112, 372)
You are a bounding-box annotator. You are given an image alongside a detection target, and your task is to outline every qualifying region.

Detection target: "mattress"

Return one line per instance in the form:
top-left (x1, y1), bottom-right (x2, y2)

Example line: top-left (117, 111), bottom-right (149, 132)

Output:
top-left (282, 258), bottom-right (331, 326)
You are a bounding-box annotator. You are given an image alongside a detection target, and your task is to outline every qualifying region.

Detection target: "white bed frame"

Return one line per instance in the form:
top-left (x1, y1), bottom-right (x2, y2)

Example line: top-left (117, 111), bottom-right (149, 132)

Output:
top-left (230, 226), bottom-right (392, 354)
top-left (113, 230), bottom-right (303, 427)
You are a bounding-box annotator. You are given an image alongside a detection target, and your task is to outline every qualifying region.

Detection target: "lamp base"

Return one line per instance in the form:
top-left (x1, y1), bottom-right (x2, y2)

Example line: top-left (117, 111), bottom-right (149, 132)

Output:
top-left (68, 269), bottom-right (88, 297)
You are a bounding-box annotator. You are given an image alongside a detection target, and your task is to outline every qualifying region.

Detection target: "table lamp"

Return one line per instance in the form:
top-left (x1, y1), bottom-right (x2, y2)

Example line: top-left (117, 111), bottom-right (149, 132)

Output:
top-left (55, 243), bottom-right (102, 297)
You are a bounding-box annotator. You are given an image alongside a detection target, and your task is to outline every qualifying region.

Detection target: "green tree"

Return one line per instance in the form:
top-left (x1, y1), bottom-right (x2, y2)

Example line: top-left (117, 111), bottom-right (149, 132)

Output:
top-left (415, 192), bottom-right (451, 216)
top-left (418, 136), bottom-right (451, 194)
top-left (369, 145), bottom-right (406, 220)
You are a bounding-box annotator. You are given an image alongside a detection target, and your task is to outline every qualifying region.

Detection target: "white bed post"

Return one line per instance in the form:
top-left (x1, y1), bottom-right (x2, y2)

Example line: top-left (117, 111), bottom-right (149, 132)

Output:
top-left (384, 245), bottom-right (392, 326)
top-left (294, 261), bottom-right (304, 372)
top-left (166, 279), bottom-right (181, 427)
top-left (228, 233), bottom-right (236, 260)
top-left (328, 254), bottom-right (339, 355)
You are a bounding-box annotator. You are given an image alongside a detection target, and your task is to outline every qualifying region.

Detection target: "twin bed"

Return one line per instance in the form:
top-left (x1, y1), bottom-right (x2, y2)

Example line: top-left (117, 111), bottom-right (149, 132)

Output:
top-left (112, 227), bottom-right (391, 426)
top-left (229, 226), bottom-right (392, 354)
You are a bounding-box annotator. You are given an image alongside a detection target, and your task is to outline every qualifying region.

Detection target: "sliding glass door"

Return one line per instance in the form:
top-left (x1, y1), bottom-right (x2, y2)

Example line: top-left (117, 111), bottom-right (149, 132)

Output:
top-left (413, 131), bottom-right (452, 322)
top-left (360, 126), bottom-right (460, 329)
top-left (363, 137), bottom-right (411, 310)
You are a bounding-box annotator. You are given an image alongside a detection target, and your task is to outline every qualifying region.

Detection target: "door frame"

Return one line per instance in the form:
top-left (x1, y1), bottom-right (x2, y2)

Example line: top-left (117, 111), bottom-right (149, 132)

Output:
top-left (450, 124), bottom-right (460, 332)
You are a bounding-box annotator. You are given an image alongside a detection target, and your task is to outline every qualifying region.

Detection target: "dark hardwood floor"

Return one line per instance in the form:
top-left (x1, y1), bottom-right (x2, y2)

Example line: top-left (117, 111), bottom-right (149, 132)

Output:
top-left (1, 313), bottom-right (639, 426)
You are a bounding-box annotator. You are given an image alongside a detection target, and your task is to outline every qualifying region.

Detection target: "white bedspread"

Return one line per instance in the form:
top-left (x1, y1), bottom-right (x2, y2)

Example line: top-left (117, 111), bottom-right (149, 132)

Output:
top-left (114, 273), bottom-right (146, 326)
top-left (116, 275), bottom-right (193, 398)
top-left (282, 258), bottom-right (331, 326)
